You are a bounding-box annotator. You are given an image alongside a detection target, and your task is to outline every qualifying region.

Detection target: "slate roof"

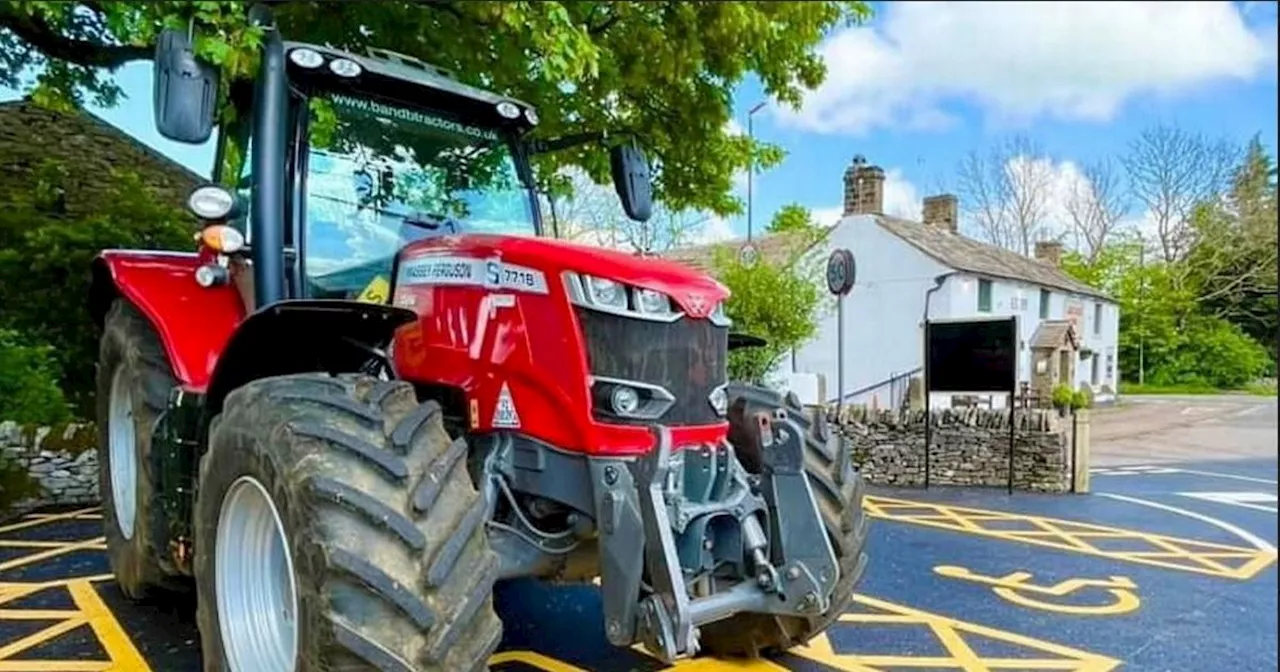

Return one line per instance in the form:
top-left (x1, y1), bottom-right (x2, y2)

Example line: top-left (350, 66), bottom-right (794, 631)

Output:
top-left (661, 227), bottom-right (833, 274)
top-left (663, 213), bottom-right (1113, 302)
top-left (1030, 320), bottom-right (1080, 349)
top-left (874, 215), bottom-right (1112, 301)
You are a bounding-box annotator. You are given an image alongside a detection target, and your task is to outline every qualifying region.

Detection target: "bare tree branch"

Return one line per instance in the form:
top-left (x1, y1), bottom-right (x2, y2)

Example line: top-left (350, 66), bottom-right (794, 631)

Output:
top-left (1065, 158), bottom-right (1129, 263)
top-left (956, 136), bottom-right (1056, 255)
top-left (0, 8), bottom-right (150, 70)
top-left (548, 167), bottom-right (714, 253)
top-left (1121, 124), bottom-right (1240, 263)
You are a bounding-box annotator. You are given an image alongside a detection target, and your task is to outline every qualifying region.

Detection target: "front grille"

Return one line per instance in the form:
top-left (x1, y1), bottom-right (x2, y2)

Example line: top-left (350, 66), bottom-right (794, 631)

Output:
top-left (575, 308), bottom-right (727, 426)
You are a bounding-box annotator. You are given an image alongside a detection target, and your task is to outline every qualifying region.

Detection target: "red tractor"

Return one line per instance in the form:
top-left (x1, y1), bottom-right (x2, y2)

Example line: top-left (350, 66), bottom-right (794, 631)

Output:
top-left (90, 6), bottom-right (867, 671)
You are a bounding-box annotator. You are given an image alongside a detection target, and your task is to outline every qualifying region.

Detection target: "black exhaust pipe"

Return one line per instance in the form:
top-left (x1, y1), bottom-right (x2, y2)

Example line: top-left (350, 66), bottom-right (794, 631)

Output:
top-left (249, 4), bottom-right (288, 308)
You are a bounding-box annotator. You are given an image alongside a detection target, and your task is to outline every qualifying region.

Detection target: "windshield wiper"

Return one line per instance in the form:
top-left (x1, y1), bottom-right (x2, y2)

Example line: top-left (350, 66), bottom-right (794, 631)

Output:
top-left (400, 211), bottom-right (462, 235)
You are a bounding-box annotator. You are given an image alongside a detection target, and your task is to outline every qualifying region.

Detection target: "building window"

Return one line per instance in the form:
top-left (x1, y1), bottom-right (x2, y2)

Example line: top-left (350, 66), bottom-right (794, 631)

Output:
top-left (1091, 353), bottom-right (1100, 385)
top-left (978, 279), bottom-right (992, 312)
top-left (1040, 289), bottom-right (1051, 319)
top-left (1094, 303), bottom-right (1102, 334)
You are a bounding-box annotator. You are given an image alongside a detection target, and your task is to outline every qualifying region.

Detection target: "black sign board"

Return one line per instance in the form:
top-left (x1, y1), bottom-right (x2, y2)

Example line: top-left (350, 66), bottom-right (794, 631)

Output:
top-left (925, 317), bottom-right (1017, 393)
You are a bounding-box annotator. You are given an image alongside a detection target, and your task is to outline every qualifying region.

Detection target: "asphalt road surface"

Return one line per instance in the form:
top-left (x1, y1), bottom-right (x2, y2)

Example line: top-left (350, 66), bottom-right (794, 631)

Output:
top-left (0, 395), bottom-right (1275, 671)
top-left (1091, 394), bottom-right (1278, 467)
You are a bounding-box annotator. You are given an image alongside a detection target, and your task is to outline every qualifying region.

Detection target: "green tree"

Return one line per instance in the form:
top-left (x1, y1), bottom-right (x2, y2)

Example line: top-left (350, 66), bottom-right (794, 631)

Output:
top-left (0, 1), bottom-right (872, 215)
top-left (1062, 230), bottom-right (1272, 390)
top-left (710, 226), bottom-right (829, 383)
top-left (766, 203), bottom-right (814, 233)
top-left (0, 328), bottom-right (71, 425)
top-left (0, 159), bottom-right (193, 413)
top-left (1183, 136), bottom-right (1278, 356)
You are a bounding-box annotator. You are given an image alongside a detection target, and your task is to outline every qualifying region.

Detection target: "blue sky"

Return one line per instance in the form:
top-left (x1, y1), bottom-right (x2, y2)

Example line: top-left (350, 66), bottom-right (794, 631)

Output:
top-left (2, 1), bottom-right (1276, 245)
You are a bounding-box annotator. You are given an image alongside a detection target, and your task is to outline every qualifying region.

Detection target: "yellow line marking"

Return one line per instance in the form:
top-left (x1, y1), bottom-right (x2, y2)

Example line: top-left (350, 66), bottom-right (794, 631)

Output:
top-left (0, 663), bottom-right (111, 671)
top-left (0, 538), bottom-right (106, 573)
top-left (935, 566), bottom-right (1141, 616)
top-left (0, 616), bottom-right (86, 659)
top-left (864, 495), bottom-right (1278, 579)
top-left (0, 508), bottom-right (100, 534)
top-left (0, 577), bottom-right (150, 672)
top-left (489, 651), bottom-right (591, 671)
top-left (0, 540), bottom-right (107, 550)
top-left (67, 580), bottom-right (152, 672)
top-left (788, 593), bottom-right (1121, 671)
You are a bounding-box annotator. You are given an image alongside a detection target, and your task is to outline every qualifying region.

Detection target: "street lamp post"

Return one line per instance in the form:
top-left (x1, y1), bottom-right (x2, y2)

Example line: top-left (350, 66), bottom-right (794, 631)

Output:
top-left (746, 101), bottom-right (766, 241)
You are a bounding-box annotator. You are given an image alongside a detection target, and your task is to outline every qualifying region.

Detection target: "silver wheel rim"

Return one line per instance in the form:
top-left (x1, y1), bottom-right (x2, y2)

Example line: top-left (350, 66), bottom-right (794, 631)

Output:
top-left (216, 476), bottom-right (299, 672)
top-left (108, 367), bottom-right (137, 540)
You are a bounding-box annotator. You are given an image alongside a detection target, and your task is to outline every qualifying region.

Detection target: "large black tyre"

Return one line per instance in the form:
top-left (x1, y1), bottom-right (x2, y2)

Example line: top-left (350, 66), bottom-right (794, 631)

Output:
top-left (194, 373), bottom-right (502, 672)
top-left (700, 383), bottom-right (869, 657)
top-left (96, 299), bottom-right (183, 599)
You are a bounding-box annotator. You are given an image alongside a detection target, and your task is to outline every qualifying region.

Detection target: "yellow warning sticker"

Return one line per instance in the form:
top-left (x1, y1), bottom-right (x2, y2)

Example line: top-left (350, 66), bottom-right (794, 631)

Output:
top-left (357, 275), bottom-right (391, 304)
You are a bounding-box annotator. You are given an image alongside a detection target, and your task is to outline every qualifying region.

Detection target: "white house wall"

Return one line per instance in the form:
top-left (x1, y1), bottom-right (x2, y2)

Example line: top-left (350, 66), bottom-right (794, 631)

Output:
top-left (788, 215), bottom-right (951, 408)
top-left (939, 274), bottom-right (1120, 408)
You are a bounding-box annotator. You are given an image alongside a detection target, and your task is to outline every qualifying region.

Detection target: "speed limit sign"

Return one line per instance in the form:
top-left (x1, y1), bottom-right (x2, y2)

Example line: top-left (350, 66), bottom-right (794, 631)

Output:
top-left (826, 248), bottom-right (856, 296)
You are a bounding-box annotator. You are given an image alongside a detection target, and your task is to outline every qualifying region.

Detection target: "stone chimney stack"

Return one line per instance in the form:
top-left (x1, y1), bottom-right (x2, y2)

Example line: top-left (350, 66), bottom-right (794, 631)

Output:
top-left (922, 194), bottom-right (959, 233)
top-left (842, 155), bottom-right (885, 215)
top-left (1034, 241), bottom-right (1064, 267)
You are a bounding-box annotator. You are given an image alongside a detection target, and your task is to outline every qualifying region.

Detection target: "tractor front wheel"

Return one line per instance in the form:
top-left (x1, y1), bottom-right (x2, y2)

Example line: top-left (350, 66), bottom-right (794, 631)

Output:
top-left (700, 383), bottom-right (869, 657)
top-left (96, 299), bottom-right (182, 599)
top-left (193, 373), bottom-right (502, 672)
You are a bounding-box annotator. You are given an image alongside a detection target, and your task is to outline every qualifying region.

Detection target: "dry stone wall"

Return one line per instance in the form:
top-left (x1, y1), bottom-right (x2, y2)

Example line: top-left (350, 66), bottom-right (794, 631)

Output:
top-left (0, 421), bottom-right (99, 511)
top-left (830, 406), bottom-right (1077, 492)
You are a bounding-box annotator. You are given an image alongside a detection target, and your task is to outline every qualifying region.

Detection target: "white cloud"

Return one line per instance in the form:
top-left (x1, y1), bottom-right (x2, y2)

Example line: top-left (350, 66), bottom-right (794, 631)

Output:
top-left (686, 216), bottom-right (738, 245)
top-left (777, 1), bottom-right (1278, 135)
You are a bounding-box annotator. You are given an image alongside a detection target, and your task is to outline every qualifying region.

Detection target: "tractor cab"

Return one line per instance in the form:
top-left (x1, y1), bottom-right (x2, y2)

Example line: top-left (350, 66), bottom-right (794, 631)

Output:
top-left (155, 18), bottom-right (651, 314)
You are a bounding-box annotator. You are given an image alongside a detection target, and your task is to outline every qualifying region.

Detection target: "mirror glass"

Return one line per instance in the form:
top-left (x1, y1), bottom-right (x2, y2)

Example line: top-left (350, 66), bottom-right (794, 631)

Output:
top-left (152, 28), bottom-right (219, 144)
top-left (610, 144), bottom-right (653, 223)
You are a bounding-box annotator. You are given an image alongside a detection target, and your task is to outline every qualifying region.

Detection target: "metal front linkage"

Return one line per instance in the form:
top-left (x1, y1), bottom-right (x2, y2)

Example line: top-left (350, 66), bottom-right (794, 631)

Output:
top-left (630, 421), bottom-right (839, 662)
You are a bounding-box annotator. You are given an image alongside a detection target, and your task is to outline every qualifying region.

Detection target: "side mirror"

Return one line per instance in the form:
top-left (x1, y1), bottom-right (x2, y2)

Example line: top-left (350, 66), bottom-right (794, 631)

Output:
top-left (610, 144), bottom-right (653, 222)
top-left (152, 28), bottom-right (219, 144)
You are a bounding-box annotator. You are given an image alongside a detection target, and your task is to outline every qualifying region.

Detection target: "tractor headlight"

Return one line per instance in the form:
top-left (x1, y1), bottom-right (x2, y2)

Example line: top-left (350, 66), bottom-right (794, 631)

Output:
top-left (288, 48), bottom-right (324, 69)
top-left (188, 184), bottom-right (235, 221)
top-left (586, 276), bottom-right (626, 309)
top-left (563, 272), bottom-right (682, 323)
top-left (591, 376), bottom-right (675, 420)
top-left (635, 288), bottom-right (672, 315)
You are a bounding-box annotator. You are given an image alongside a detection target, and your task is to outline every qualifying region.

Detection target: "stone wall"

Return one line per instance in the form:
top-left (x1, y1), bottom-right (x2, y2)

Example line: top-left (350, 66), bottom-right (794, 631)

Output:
top-left (0, 421), bottom-right (99, 511)
top-left (831, 405), bottom-right (1081, 492)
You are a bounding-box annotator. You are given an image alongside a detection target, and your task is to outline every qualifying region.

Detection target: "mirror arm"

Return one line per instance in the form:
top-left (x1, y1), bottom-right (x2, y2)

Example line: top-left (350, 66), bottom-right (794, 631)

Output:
top-left (528, 131), bottom-right (608, 155)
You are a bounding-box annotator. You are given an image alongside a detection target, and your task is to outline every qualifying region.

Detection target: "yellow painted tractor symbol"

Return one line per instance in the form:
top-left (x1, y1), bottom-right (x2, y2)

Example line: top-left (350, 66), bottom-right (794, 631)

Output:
top-left (934, 565), bottom-right (1141, 616)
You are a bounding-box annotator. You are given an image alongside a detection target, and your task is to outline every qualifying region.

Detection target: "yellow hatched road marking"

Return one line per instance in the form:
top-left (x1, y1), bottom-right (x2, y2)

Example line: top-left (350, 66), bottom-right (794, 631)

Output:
top-left (864, 495), bottom-right (1278, 579)
top-left (789, 593), bottom-right (1121, 671)
top-left (0, 508), bottom-right (101, 535)
top-left (0, 538), bottom-right (107, 574)
top-left (0, 575), bottom-right (149, 672)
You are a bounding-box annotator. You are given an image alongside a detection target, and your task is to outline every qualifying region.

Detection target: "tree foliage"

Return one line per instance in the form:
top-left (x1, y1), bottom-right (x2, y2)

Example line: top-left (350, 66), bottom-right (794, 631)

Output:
top-left (710, 226), bottom-right (829, 384)
top-left (0, 159), bottom-right (193, 412)
top-left (0, 1), bottom-right (872, 216)
top-left (0, 328), bottom-right (71, 425)
top-left (1061, 141), bottom-right (1277, 393)
top-left (765, 202), bottom-right (814, 234)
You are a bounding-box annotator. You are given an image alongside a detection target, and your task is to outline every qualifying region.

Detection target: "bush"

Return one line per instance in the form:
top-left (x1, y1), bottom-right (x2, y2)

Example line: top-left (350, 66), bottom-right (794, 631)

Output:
top-left (0, 329), bottom-right (71, 425)
top-left (1050, 384), bottom-right (1074, 409)
top-left (0, 160), bottom-right (194, 414)
top-left (709, 228), bottom-right (827, 384)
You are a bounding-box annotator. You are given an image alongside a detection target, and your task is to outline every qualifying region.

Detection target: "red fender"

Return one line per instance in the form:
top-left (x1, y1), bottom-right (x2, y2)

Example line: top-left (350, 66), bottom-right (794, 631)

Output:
top-left (92, 250), bottom-right (246, 393)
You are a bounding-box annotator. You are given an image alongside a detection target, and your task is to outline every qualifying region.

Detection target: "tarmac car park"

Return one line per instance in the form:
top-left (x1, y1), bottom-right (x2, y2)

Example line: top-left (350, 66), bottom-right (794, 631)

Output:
top-left (2, 443), bottom-right (1274, 671)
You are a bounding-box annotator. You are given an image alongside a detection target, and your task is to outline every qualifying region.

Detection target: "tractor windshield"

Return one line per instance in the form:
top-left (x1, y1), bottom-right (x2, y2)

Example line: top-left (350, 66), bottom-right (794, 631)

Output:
top-left (303, 92), bottom-right (537, 299)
